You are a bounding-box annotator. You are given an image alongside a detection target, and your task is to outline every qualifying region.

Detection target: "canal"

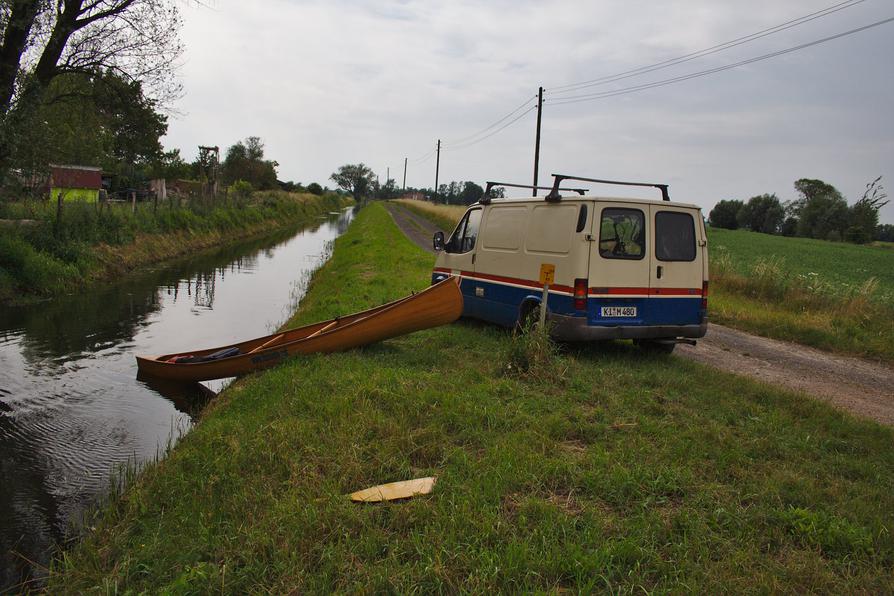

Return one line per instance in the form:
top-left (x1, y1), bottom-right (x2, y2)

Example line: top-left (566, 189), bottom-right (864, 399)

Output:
top-left (0, 207), bottom-right (355, 589)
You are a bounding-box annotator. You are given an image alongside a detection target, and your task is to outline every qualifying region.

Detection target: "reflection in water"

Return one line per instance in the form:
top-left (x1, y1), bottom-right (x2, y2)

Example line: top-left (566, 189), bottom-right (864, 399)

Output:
top-left (0, 208), bottom-right (354, 589)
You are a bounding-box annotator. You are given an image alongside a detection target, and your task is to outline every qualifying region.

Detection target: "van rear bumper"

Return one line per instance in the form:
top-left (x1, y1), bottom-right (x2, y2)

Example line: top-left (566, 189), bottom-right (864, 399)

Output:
top-left (549, 314), bottom-right (708, 342)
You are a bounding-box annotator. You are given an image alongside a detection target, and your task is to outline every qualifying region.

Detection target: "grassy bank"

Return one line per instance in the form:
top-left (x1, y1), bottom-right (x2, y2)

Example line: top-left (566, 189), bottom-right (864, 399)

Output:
top-left (395, 199), bottom-right (894, 362)
top-left (51, 203), bottom-right (893, 593)
top-left (0, 191), bottom-right (351, 304)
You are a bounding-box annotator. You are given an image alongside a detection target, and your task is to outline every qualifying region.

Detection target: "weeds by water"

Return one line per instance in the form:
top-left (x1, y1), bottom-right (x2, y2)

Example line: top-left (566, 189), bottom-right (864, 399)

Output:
top-left (0, 192), bottom-right (349, 302)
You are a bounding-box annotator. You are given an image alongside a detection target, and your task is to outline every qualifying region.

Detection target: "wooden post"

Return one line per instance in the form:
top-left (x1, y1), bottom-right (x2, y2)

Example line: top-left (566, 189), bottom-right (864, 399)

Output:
top-left (538, 264), bottom-right (555, 328)
top-left (131, 191), bottom-right (136, 213)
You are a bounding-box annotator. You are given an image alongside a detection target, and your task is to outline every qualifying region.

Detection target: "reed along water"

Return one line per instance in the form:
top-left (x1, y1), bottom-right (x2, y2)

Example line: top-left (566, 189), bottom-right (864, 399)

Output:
top-left (0, 207), bottom-right (355, 589)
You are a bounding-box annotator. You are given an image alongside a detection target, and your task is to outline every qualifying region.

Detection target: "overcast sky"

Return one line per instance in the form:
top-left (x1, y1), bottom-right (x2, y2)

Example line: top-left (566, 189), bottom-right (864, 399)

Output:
top-left (163, 0), bottom-right (894, 223)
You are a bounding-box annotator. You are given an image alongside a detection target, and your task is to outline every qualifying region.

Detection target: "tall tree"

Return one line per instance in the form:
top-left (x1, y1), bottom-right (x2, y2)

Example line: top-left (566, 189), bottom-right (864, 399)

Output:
top-left (708, 199), bottom-right (744, 229)
top-left (846, 176), bottom-right (888, 244)
top-left (330, 163), bottom-right (375, 201)
top-left (736, 194), bottom-right (784, 234)
top-left (791, 178), bottom-right (848, 240)
top-left (0, 0), bottom-right (182, 170)
top-left (222, 137), bottom-right (278, 190)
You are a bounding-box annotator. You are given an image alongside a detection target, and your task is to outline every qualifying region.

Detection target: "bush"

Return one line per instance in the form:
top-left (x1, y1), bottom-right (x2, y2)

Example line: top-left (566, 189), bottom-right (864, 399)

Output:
top-left (504, 319), bottom-right (566, 384)
top-left (231, 180), bottom-right (254, 206)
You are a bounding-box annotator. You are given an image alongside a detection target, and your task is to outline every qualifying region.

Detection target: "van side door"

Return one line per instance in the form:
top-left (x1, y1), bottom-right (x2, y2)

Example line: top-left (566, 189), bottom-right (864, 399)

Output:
top-left (436, 207), bottom-right (483, 315)
top-left (648, 206), bottom-right (704, 326)
top-left (588, 203), bottom-right (651, 325)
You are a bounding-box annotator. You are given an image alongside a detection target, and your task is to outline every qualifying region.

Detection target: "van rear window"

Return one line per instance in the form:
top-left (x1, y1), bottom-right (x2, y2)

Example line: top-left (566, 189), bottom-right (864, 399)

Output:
top-left (599, 208), bottom-right (645, 260)
top-left (655, 211), bottom-right (696, 262)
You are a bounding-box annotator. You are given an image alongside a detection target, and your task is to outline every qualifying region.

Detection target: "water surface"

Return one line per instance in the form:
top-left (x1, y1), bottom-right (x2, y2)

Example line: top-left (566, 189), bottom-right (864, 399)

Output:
top-left (0, 208), bottom-right (354, 589)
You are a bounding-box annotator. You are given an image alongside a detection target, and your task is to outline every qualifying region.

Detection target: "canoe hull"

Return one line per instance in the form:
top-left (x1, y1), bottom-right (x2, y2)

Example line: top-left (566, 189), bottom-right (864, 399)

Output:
top-left (136, 278), bottom-right (462, 382)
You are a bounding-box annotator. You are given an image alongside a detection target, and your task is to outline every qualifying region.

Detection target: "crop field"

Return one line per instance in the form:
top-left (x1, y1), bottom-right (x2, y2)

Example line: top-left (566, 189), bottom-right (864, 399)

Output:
top-left (708, 227), bottom-right (894, 304)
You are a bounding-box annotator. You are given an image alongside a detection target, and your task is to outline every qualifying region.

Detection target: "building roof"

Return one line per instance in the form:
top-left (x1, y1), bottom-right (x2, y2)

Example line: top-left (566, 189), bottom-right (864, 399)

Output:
top-left (49, 164), bottom-right (102, 190)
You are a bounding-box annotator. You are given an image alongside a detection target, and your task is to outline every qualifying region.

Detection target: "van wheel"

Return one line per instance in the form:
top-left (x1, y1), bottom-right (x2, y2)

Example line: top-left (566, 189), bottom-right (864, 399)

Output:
top-left (516, 303), bottom-right (540, 334)
top-left (636, 340), bottom-right (676, 354)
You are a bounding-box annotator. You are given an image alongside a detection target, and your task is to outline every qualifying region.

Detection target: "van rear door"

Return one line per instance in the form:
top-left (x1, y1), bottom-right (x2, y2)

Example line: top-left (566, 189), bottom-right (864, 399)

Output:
top-left (648, 206), bottom-right (704, 326)
top-left (588, 203), bottom-right (651, 325)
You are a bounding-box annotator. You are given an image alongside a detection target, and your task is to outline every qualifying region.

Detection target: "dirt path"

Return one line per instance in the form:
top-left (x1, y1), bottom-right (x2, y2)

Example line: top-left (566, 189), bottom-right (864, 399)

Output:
top-left (384, 201), bottom-right (894, 426)
top-left (384, 202), bottom-right (438, 254)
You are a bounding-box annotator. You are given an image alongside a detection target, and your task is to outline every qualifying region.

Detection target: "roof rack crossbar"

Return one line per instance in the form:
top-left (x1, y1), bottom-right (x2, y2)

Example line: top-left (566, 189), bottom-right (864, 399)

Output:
top-left (545, 175), bottom-right (670, 202)
top-left (481, 181), bottom-right (587, 204)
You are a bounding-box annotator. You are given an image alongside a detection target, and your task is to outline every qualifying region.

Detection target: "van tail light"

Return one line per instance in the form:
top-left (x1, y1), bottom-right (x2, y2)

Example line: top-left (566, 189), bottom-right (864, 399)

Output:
top-left (574, 278), bottom-right (588, 311)
top-left (701, 281), bottom-right (709, 311)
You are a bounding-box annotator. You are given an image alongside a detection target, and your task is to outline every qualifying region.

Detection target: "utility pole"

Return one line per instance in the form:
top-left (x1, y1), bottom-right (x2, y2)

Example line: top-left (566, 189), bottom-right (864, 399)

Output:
top-left (402, 158), bottom-right (407, 191)
top-left (434, 139), bottom-right (441, 202)
top-left (387, 167), bottom-right (390, 185)
top-left (533, 86), bottom-right (543, 197)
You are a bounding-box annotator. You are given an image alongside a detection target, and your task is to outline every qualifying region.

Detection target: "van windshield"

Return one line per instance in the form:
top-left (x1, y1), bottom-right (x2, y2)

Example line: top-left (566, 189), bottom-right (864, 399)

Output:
top-left (599, 208), bottom-right (645, 259)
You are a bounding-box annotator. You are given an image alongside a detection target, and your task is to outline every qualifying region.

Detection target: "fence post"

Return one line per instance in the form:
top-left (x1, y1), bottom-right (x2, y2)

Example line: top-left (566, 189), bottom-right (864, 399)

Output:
top-left (131, 191), bottom-right (136, 214)
top-left (53, 191), bottom-right (65, 238)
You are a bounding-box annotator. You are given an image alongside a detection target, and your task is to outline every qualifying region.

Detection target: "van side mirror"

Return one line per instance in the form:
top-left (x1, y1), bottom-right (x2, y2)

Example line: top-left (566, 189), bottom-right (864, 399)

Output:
top-left (433, 231), bottom-right (445, 251)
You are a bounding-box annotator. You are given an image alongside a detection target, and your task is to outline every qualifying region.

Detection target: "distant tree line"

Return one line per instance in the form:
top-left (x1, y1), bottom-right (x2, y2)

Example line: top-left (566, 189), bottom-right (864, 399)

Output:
top-left (708, 177), bottom-right (889, 244)
top-left (329, 163), bottom-right (504, 205)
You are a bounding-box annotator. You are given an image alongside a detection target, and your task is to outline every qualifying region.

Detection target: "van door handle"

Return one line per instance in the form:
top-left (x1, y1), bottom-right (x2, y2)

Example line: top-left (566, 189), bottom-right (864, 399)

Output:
top-left (656, 265), bottom-right (663, 279)
top-left (472, 253), bottom-right (476, 264)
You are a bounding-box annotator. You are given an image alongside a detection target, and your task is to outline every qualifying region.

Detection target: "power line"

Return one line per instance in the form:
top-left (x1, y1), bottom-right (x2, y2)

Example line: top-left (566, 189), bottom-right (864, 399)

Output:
top-left (547, 0), bottom-right (867, 96)
top-left (546, 15), bottom-right (894, 106)
top-left (441, 94), bottom-right (536, 146)
top-left (410, 146), bottom-right (438, 163)
top-left (442, 105), bottom-right (537, 151)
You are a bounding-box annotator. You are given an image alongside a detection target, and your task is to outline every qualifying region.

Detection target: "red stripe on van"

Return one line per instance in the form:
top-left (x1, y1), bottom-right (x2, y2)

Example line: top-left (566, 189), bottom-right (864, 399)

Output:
top-left (434, 269), bottom-right (701, 297)
top-left (589, 287), bottom-right (703, 296)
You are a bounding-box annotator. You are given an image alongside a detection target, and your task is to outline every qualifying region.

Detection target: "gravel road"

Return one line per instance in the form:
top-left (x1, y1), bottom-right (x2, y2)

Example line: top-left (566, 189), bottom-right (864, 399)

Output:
top-left (384, 201), bottom-right (894, 425)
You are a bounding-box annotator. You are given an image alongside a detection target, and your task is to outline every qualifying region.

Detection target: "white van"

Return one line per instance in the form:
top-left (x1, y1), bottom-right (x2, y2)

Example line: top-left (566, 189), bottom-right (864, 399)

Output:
top-left (431, 175), bottom-right (708, 352)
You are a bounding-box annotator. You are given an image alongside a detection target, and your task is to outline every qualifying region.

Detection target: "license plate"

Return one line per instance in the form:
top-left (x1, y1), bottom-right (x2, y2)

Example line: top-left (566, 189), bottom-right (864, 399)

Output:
top-left (601, 306), bottom-right (637, 317)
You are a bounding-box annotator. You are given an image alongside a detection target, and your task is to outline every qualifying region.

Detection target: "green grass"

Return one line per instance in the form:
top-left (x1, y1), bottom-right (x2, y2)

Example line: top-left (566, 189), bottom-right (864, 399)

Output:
top-left (50, 203), bottom-right (894, 593)
top-left (708, 227), bottom-right (894, 304)
top-left (0, 192), bottom-right (350, 303)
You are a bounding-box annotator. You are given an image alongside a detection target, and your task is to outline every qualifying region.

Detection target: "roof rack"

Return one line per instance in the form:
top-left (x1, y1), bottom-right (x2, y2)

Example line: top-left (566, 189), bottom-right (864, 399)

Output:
top-left (480, 181), bottom-right (587, 205)
top-left (545, 175), bottom-right (670, 202)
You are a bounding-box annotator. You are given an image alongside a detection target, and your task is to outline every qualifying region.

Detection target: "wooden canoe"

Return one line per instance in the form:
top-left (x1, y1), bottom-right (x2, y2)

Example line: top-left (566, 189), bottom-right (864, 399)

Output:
top-left (135, 277), bottom-right (462, 382)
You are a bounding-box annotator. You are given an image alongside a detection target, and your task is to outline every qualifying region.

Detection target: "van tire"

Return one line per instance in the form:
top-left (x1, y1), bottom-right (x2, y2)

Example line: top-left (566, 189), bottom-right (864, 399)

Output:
top-left (636, 340), bottom-right (676, 354)
top-left (516, 302), bottom-right (540, 334)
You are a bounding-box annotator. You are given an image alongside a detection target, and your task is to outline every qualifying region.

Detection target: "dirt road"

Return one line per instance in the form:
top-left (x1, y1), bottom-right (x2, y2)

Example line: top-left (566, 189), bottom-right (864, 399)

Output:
top-left (384, 202), bottom-right (894, 426)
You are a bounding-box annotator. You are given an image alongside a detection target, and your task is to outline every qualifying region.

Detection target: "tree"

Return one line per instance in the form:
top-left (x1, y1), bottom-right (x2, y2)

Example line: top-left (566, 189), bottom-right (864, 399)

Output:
top-left (877, 224), bottom-right (894, 242)
top-left (306, 182), bottom-right (323, 195)
top-left (845, 176), bottom-right (888, 244)
top-left (736, 194), bottom-right (784, 234)
top-left (791, 178), bottom-right (848, 240)
top-left (708, 199), bottom-right (744, 229)
top-left (222, 137), bottom-right (278, 190)
top-left (330, 163), bottom-right (375, 201)
top-left (460, 181), bottom-right (484, 204)
top-left (0, 0), bottom-right (183, 171)
top-left (11, 69), bottom-right (166, 187)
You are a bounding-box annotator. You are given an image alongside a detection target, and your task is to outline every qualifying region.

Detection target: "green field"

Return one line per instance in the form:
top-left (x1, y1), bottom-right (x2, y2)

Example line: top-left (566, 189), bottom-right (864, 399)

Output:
top-left (51, 203), bottom-right (894, 593)
top-left (708, 227), bottom-right (894, 304)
